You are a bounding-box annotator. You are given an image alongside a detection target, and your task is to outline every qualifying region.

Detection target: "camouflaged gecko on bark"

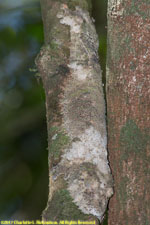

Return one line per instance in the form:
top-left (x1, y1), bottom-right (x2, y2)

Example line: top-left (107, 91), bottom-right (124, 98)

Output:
top-left (36, 2), bottom-right (113, 222)
top-left (48, 5), bottom-right (114, 221)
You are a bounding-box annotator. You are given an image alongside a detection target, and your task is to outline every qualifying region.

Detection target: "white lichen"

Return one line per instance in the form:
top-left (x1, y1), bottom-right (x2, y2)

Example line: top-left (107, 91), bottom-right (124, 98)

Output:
top-left (57, 5), bottom-right (99, 82)
top-left (63, 127), bottom-right (108, 174)
top-left (52, 127), bottom-right (113, 219)
top-left (63, 126), bottom-right (113, 218)
top-left (108, 0), bottom-right (124, 18)
top-left (52, 134), bottom-right (58, 140)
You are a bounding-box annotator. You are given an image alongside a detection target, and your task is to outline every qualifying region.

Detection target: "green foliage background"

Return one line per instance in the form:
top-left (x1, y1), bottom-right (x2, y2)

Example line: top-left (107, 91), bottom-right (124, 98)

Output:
top-left (0, 0), bottom-right (107, 222)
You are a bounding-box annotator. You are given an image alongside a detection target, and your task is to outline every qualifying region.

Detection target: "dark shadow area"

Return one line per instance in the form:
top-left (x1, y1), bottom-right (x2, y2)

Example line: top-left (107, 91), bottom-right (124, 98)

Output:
top-left (0, 0), bottom-right (48, 219)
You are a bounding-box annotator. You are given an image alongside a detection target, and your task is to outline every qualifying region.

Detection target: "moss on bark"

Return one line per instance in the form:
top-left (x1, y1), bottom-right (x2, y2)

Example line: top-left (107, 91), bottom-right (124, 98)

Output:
top-left (43, 189), bottom-right (91, 220)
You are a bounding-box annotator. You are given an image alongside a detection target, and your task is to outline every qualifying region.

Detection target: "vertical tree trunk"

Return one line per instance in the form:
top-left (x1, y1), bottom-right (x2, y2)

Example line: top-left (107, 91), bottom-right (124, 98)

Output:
top-left (36, 0), bottom-right (113, 223)
top-left (107, 0), bottom-right (150, 224)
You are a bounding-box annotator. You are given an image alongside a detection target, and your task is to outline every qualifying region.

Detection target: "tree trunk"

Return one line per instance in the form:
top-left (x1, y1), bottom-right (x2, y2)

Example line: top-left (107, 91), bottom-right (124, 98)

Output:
top-left (36, 0), bottom-right (113, 223)
top-left (107, 0), bottom-right (150, 224)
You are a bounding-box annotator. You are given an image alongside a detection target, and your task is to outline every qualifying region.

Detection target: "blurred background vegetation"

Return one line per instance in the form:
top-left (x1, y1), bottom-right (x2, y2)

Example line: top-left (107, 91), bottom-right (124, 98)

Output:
top-left (0, 0), bottom-right (107, 222)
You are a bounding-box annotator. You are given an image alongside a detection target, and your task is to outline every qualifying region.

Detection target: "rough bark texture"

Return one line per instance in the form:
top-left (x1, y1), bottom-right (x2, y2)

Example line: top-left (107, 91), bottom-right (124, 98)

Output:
top-left (36, 0), bottom-right (113, 223)
top-left (107, 0), bottom-right (150, 224)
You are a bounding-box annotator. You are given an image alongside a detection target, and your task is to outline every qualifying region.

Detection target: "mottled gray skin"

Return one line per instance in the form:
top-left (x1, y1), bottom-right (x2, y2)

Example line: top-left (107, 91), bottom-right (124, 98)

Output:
top-left (36, 1), bottom-right (113, 222)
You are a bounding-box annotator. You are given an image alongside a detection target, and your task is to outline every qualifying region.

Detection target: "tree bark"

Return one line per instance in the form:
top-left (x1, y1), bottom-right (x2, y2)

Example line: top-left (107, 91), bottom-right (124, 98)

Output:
top-left (107, 0), bottom-right (150, 224)
top-left (36, 0), bottom-right (113, 224)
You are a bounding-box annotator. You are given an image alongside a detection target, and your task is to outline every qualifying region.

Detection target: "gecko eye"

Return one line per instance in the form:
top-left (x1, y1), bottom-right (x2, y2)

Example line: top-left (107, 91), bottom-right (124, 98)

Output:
top-left (59, 64), bottom-right (70, 76)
